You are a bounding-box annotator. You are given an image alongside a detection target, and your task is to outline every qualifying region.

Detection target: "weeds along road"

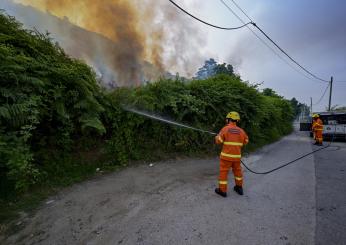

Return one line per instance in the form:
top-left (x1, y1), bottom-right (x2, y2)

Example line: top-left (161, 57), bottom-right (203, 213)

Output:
top-left (2, 129), bottom-right (346, 245)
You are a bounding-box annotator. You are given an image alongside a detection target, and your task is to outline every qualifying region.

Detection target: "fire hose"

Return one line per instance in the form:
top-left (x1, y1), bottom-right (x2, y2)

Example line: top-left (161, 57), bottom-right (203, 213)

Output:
top-left (125, 107), bottom-right (336, 175)
top-left (212, 128), bottom-right (335, 175)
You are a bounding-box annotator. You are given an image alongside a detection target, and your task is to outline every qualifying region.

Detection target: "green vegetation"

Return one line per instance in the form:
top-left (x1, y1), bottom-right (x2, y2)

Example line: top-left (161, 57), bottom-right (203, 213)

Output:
top-left (195, 58), bottom-right (235, 80)
top-left (0, 12), bottom-right (294, 224)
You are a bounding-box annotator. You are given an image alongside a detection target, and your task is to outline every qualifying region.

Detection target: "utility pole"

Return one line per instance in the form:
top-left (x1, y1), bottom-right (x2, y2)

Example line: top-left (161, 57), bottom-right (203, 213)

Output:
top-left (310, 97), bottom-right (313, 115)
top-left (328, 76), bottom-right (333, 111)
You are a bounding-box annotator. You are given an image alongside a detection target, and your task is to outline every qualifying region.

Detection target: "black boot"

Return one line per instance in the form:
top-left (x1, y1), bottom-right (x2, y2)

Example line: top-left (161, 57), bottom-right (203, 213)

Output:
top-left (215, 188), bottom-right (227, 198)
top-left (233, 185), bottom-right (243, 195)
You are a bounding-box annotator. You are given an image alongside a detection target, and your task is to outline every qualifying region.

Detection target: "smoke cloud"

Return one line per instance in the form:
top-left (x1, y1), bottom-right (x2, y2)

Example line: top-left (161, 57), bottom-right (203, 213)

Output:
top-left (8, 0), bottom-right (206, 86)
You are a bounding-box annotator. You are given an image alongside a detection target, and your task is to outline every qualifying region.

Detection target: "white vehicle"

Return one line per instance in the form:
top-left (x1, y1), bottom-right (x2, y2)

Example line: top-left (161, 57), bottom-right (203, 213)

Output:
top-left (313, 111), bottom-right (346, 140)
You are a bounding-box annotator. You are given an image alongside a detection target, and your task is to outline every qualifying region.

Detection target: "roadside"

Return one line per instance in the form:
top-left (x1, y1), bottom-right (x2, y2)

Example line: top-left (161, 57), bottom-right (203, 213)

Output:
top-left (314, 141), bottom-right (346, 244)
top-left (2, 130), bottom-right (320, 245)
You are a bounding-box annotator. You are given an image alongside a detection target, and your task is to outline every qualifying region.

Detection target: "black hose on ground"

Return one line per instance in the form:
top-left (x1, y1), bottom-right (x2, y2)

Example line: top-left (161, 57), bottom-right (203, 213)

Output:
top-left (240, 129), bottom-right (336, 175)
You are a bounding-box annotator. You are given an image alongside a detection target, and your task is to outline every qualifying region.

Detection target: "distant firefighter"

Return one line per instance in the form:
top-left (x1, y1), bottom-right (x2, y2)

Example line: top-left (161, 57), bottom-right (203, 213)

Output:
top-left (312, 114), bottom-right (324, 146)
top-left (214, 112), bottom-right (249, 197)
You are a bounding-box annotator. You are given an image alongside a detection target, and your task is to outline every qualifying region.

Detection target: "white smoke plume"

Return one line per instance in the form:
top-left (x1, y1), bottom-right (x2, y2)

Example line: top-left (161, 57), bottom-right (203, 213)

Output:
top-left (2, 0), bottom-right (207, 86)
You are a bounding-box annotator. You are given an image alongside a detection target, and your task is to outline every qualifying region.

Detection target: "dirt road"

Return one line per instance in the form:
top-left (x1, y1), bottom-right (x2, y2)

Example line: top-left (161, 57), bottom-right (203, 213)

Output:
top-left (2, 130), bottom-right (345, 245)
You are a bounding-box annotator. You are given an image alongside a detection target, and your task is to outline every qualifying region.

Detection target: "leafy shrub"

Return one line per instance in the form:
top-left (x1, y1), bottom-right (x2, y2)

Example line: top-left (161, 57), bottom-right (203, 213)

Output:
top-left (0, 12), bottom-right (105, 192)
top-left (104, 75), bottom-right (294, 161)
top-left (0, 12), bottom-right (294, 198)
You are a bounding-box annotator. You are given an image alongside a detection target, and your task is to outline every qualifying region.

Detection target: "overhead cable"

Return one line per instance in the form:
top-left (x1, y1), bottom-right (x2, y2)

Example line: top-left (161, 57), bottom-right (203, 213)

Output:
top-left (168, 0), bottom-right (252, 30)
top-left (219, 0), bottom-right (325, 83)
top-left (313, 83), bottom-right (330, 105)
top-left (229, 0), bottom-right (254, 22)
top-left (222, 0), bottom-right (329, 83)
top-left (252, 23), bottom-right (329, 82)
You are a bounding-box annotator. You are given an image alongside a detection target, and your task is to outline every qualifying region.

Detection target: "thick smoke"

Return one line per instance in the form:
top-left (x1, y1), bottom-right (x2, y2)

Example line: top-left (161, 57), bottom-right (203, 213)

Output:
top-left (9, 0), bottom-right (206, 86)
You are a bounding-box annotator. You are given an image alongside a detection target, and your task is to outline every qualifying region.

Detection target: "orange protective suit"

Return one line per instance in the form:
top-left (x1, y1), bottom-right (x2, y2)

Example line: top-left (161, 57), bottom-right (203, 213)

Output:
top-left (312, 118), bottom-right (323, 144)
top-left (215, 122), bottom-right (249, 192)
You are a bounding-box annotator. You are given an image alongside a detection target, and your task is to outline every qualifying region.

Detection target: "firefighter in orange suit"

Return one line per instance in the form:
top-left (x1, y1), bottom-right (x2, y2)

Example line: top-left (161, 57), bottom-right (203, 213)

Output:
top-left (312, 114), bottom-right (323, 146)
top-left (215, 111), bottom-right (249, 197)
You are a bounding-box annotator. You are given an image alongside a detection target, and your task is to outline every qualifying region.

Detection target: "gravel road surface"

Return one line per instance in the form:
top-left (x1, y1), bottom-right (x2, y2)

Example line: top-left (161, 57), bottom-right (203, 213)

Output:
top-left (2, 129), bottom-right (345, 245)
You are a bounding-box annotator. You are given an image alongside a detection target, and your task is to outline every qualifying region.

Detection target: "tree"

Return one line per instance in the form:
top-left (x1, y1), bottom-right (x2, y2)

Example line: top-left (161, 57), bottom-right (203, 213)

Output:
top-left (290, 97), bottom-right (300, 116)
top-left (195, 58), bottom-right (217, 79)
top-left (327, 105), bottom-right (346, 112)
top-left (195, 59), bottom-right (236, 80)
top-left (214, 63), bottom-right (234, 76)
top-left (262, 88), bottom-right (282, 98)
top-left (0, 12), bottom-right (105, 191)
top-left (334, 106), bottom-right (346, 112)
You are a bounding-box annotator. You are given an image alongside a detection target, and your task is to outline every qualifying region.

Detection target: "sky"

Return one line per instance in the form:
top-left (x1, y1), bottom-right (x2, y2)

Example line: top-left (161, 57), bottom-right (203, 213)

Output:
top-left (175, 0), bottom-right (346, 111)
top-left (1, 0), bottom-right (345, 111)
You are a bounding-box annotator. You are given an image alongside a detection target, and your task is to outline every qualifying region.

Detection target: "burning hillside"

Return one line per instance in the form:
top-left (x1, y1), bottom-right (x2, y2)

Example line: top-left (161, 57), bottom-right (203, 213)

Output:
top-left (9, 0), bottom-right (206, 86)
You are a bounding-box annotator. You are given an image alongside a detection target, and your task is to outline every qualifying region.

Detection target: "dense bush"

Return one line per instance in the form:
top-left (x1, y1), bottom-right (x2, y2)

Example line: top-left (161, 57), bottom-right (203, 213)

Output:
top-left (0, 12), bottom-right (294, 199)
top-left (104, 76), bottom-right (294, 165)
top-left (0, 12), bottom-right (105, 193)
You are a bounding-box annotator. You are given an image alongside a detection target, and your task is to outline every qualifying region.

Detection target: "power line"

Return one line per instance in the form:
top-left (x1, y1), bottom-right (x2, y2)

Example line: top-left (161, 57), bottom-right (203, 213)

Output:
top-left (231, 0), bottom-right (346, 84)
top-left (219, 0), bottom-right (326, 84)
top-left (313, 83), bottom-right (330, 105)
top-left (220, 0), bottom-right (334, 107)
top-left (169, 0), bottom-right (345, 85)
top-left (168, 0), bottom-right (252, 30)
top-left (223, 0), bottom-right (329, 83)
top-left (229, 0), bottom-right (254, 22)
top-left (252, 23), bottom-right (329, 83)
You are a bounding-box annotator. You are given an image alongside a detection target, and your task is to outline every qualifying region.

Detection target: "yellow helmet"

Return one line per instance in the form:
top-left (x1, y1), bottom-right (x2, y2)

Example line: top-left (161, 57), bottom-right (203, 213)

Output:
top-left (226, 111), bottom-right (240, 120)
top-left (312, 113), bottom-right (319, 118)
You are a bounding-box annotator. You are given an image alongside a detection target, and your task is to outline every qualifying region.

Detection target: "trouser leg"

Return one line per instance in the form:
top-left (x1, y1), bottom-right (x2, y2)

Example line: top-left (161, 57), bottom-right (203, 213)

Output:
top-left (314, 131), bottom-right (319, 144)
top-left (316, 132), bottom-right (323, 144)
top-left (232, 160), bottom-right (243, 187)
top-left (219, 159), bottom-right (231, 192)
